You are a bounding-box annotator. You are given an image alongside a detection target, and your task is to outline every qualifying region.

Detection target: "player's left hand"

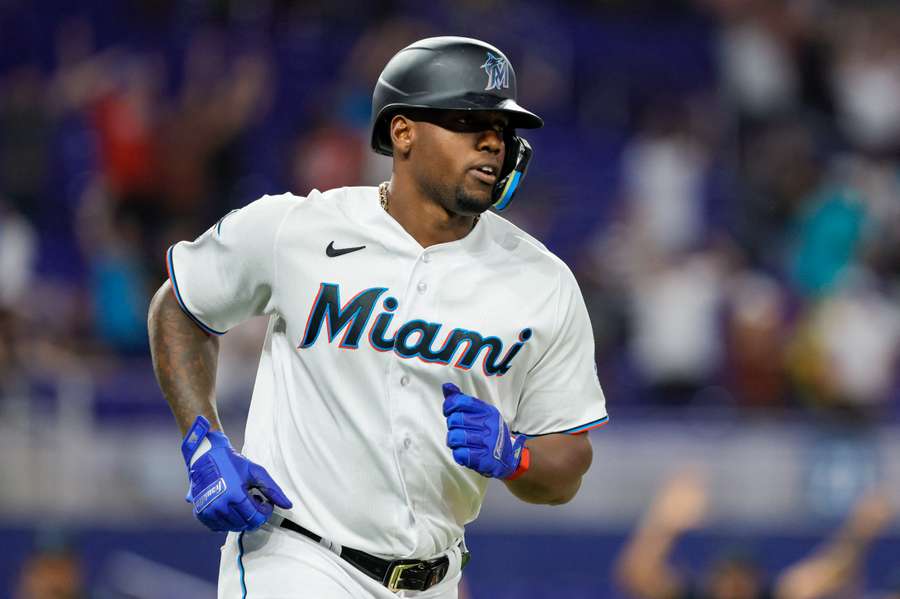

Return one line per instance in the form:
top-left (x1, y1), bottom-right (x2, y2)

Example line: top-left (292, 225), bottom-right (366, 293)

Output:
top-left (442, 383), bottom-right (527, 479)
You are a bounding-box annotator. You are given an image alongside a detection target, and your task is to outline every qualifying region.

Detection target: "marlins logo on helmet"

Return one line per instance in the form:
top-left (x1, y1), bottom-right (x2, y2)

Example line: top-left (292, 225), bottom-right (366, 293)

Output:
top-left (481, 52), bottom-right (510, 91)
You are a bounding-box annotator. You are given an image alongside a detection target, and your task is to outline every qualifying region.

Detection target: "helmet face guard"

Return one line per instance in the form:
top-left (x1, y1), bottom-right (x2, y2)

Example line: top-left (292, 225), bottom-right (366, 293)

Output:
top-left (371, 36), bottom-right (543, 211)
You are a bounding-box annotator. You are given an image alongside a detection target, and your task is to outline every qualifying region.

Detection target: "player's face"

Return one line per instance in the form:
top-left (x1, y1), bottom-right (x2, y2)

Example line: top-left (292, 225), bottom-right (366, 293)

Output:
top-left (406, 110), bottom-right (509, 216)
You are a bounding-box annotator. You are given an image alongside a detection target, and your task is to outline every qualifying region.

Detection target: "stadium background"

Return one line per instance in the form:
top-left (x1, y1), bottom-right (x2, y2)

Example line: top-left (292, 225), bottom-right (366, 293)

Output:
top-left (1, 0), bottom-right (899, 597)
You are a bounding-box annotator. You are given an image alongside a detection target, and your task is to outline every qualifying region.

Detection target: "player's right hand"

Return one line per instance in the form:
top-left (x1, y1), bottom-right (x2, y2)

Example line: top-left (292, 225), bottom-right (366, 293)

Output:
top-left (181, 415), bottom-right (292, 532)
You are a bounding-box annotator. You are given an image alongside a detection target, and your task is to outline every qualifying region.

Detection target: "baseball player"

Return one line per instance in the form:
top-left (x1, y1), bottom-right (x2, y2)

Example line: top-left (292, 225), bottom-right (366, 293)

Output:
top-left (148, 36), bottom-right (608, 598)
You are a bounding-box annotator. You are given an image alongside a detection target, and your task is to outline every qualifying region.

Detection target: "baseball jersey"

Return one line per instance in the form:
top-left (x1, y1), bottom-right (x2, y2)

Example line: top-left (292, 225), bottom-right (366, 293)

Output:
top-left (167, 186), bottom-right (608, 559)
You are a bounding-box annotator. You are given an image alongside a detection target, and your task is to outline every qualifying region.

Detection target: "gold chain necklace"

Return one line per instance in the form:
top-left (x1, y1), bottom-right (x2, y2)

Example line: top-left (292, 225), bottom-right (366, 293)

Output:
top-left (378, 181), bottom-right (390, 211)
top-left (378, 181), bottom-right (479, 226)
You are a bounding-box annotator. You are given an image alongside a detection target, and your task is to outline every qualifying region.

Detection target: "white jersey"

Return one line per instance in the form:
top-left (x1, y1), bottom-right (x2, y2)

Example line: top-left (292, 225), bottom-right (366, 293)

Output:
top-left (167, 186), bottom-right (608, 559)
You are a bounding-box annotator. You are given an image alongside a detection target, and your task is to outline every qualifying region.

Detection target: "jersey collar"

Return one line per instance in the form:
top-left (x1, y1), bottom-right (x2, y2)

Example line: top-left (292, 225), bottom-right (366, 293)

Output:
top-left (352, 186), bottom-right (494, 258)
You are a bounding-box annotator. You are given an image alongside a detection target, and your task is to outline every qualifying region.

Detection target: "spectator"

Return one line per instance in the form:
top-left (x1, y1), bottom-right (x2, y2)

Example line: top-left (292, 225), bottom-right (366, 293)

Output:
top-left (614, 470), bottom-right (894, 599)
top-left (0, 199), bottom-right (37, 310)
top-left (627, 248), bottom-right (729, 406)
top-left (619, 102), bottom-right (710, 256)
top-left (785, 270), bottom-right (900, 413)
top-left (723, 270), bottom-right (789, 410)
top-left (828, 6), bottom-right (900, 154)
top-left (14, 533), bottom-right (83, 599)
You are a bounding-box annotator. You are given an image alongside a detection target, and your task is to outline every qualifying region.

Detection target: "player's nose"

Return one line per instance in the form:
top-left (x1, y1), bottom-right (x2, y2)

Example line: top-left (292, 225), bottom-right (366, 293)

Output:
top-left (476, 129), bottom-right (503, 156)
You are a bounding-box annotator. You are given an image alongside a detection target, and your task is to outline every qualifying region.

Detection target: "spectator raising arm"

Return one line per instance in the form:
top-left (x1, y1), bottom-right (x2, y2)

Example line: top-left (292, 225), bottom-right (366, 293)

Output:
top-left (774, 490), bottom-right (894, 599)
top-left (614, 470), bottom-right (709, 599)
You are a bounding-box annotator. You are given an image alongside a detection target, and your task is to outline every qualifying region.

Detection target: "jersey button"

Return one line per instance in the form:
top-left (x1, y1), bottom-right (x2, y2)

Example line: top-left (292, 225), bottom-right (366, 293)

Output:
top-left (417, 281), bottom-right (427, 294)
top-left (422, 253), bottom-right (431, 263)
top-left (403, 438), bottom-right (412, 449)
top-left (400, 375), bottom-right (410, 386)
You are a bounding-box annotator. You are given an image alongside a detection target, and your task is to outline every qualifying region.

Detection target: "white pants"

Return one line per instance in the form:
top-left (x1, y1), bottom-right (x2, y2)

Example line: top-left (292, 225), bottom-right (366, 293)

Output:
top-left (218, 523), bottom-right (462, 599)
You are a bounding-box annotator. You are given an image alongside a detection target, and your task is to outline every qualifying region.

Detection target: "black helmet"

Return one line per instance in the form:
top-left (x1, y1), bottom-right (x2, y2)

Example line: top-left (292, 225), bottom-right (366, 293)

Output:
top-left (370, 36), bottom-right (543, 210)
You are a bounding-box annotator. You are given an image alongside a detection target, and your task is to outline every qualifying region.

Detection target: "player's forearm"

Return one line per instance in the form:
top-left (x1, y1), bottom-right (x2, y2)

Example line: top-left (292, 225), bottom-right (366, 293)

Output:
top-left (148, 281), bottom-right (222, 436)
top-left (503, 433), bottom-right (592, 505)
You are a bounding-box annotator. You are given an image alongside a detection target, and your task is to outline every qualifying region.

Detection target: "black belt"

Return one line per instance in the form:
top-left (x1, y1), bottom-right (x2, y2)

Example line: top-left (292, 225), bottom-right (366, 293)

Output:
top-left (278, 517), bottom-right (464, 592)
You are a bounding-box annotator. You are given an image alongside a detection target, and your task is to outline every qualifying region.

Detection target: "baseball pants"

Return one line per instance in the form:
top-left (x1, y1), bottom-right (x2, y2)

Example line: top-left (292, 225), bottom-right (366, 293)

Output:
top-left (218, 522), bottom-right (463, 598)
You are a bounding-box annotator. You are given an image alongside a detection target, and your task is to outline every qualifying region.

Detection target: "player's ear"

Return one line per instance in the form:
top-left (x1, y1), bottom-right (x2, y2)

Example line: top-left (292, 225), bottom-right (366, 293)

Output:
top-left (390, 114), bottom-right (413, 158)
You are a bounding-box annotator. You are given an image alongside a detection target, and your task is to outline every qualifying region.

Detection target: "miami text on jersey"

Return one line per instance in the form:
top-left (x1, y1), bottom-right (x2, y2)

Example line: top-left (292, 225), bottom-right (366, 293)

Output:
top-left (299, 283), bottom-right (532, 376)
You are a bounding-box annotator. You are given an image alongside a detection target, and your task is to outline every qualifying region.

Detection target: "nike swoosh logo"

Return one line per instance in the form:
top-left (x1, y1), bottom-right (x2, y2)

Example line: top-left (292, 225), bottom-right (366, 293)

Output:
top-left (326, 241), bottom-right (366, 257)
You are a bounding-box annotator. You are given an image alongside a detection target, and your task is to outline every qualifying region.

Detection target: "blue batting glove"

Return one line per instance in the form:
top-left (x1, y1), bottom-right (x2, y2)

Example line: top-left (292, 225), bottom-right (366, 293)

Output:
top-left (442, 383), bottom-right (527, 479)
top-left (181, 415), bottom-right (292, 532)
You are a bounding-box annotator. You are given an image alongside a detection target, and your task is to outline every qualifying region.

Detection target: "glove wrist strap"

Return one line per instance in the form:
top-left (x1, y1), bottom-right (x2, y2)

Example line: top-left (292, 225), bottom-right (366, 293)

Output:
top-left (181, 415), bottom-right (212, 466)
top-left (505, 446), bottom-right (531, 481)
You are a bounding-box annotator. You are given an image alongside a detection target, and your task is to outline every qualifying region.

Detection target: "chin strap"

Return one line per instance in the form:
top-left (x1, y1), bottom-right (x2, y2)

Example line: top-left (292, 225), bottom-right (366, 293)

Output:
top-left (492, 136), bottom-right (533, 211)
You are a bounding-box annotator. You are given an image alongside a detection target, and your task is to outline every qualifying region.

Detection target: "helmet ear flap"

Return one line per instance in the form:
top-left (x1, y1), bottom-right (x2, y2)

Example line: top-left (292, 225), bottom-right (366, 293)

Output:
top-left (374, 110), bottom-right (398, 156)
top-left (492, 135), bottom-right (532, 211)
top-left (499, 129), bottom-right (518, 178)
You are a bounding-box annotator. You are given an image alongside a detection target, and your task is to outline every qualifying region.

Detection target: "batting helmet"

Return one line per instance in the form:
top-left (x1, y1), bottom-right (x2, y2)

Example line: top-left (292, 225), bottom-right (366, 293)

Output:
top-left (370, 36), bottom-right (543, 211)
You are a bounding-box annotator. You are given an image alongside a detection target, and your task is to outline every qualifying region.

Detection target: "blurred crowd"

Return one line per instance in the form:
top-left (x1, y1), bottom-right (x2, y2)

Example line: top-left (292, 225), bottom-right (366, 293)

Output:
top-left (577, 0), bottom-right (900, 424)
top-left (1, 0), bottom-right (899, 425)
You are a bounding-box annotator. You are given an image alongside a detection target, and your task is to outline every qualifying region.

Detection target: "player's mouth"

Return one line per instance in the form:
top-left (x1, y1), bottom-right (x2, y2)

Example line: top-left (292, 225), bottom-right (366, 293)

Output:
top-left (469, 164), bottom-right (498, 185)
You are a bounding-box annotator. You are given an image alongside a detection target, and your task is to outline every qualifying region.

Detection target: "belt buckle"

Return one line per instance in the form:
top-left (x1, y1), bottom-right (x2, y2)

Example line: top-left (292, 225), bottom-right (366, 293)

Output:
top-left (385, 560), bottom-right (422, 592)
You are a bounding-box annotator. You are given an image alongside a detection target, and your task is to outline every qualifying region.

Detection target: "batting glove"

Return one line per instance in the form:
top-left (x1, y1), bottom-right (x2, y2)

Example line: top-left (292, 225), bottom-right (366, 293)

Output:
top-left (442, 383), bottom-right (530, 480)
top-left (181, 415), bottom-right (292, 532)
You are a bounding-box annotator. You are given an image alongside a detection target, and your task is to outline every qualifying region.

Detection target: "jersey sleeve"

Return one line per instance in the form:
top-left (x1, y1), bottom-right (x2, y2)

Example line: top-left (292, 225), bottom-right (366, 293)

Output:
top-left (166, 194), bottom-right (298, 335)
top-left (512, 266), bottom-right (609, 436)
